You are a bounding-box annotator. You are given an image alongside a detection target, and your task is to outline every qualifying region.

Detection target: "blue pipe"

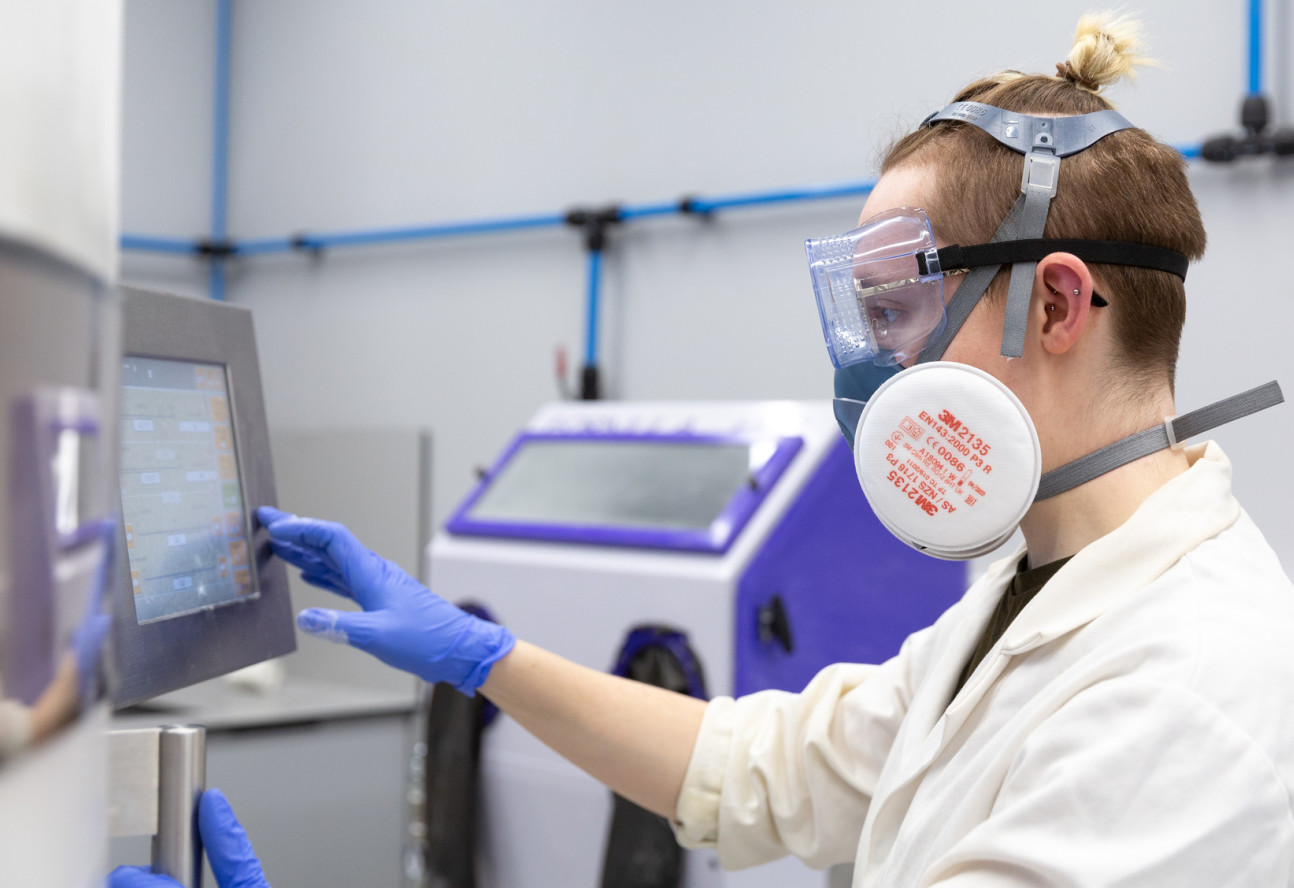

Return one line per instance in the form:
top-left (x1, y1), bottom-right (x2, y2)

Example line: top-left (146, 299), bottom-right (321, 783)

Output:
top-left (233, 236), bottom-right (296, 256)
top-left (119, 234), bottom-right (200, 254)
top-left (685, 179), bottom-right (877, 214)
top-left (121, 146), bottom-right (1210, 258)
top-left (1248, 0), bottom-right (1263, 95)
top-left (152, 180), bottom-right (877, 259)
top-left (209, 0), bottom-right (233, 300)
top-left (584, 248), bottom-right (602, 367)
top-left (208, 261), bottom-right (227, 301)
top-left (618, 200), bottom-right (689, 221)
top-left (235, 211), bottom-right (570, 256)
top-left (117, 178), bottom-right (866, 258)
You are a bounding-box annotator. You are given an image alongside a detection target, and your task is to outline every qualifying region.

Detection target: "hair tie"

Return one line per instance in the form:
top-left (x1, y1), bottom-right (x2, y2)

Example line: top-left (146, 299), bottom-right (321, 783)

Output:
top-left (1055, 60), bottom-right (1101, 92)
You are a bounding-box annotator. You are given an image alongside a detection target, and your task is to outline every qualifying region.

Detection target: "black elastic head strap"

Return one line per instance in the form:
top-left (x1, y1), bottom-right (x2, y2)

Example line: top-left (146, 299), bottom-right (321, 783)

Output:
top-left (918, 239), bottom-right (1189, 281)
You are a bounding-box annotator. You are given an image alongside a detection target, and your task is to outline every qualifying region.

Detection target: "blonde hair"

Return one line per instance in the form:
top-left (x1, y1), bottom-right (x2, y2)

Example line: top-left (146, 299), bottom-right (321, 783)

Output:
top-left (882, 12), bottom-right (1203, 393)
top-left (1057, 12), bottom-right (1159, 93)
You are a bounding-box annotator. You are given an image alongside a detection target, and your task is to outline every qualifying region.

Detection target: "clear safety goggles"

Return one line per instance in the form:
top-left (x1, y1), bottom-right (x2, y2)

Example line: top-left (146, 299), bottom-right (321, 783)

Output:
top-left (806, 207), bottom-right (952, 368)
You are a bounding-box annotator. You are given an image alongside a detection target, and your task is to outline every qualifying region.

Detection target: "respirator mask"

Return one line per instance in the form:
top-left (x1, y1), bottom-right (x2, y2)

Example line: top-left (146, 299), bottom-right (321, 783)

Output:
top-left (807, 101), bottom-right (1284, 560)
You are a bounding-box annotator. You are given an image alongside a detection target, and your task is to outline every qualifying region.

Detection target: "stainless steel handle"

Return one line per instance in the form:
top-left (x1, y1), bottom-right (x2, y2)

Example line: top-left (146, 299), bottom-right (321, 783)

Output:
top-left (110, 724), bottom-right (206, 888)
top-left (155, 725), bottom-right (206, 888)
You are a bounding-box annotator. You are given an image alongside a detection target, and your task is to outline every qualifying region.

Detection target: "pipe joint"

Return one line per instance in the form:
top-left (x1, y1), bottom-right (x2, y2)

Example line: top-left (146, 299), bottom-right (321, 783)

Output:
top-left (565, 205), bottom-right (623, 252)
top-left (195, 238), bottom-right (236, 258)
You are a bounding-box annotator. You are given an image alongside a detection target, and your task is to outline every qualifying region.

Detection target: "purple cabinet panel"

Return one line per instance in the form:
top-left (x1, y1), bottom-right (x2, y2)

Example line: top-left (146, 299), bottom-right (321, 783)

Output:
top-left (734, 439), bottom-right (966, 696)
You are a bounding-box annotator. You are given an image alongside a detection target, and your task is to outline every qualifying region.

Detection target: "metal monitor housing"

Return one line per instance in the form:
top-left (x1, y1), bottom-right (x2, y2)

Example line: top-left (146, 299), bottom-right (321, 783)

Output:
top-left (111, 287), bottom-right (295, 707)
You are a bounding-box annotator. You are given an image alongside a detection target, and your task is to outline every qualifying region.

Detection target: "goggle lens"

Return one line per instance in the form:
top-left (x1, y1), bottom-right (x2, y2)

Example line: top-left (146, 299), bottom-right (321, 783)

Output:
top-left (806, 207), bottom-right (948, 368)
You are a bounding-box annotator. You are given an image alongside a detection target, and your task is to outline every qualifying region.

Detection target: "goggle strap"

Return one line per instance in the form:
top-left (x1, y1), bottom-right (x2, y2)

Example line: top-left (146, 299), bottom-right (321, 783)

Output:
top-left (921, 240), bottom-right (1191, 279)
top-left (1035, 381), bottom-right (1285, 501)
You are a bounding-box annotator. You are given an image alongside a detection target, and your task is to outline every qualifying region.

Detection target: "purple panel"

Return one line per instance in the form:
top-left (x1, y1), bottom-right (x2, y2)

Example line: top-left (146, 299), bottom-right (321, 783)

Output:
top-left (5, 395), bottom-right (108, 705)
top-left (445, 432), bottom-right (803, 554)
top-left (5, 397), bottom-right (56, 703)
top-left (734, 438), bottom-right (966, 696)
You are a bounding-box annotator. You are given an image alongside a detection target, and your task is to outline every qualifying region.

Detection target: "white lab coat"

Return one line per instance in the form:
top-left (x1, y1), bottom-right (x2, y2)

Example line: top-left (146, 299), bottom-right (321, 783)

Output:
top-left (674, 442), bottom-right (1294, 886)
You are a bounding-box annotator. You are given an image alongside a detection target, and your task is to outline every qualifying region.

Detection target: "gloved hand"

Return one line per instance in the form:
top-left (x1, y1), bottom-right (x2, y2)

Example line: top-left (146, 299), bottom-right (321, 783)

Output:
top-left (107, 789), bottom-right (268, 888)
top-left (257, 506), bottom-right (516, 695)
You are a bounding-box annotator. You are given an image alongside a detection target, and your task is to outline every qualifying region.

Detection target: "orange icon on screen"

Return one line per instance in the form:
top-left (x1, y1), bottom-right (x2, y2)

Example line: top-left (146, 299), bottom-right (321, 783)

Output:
top-left (196, 367), bottom-right (224, 391)
top-left (210, 396), bottom-right (229, 424)
top-left (225, 511), bottom-right (244, 537)
top-left (131, 570), bottom-right (140, 594)
top-left (125, 524), bottom-right (136, 550)
top-left (233, 568), bottom-right (252, 596)
top-left (229, 539), bottom-right (248, 567)
top-left (217, 453), bottom-right (236, 480)
top-left (217, 556), bottom-right (230, 578)
top-left (214, 426), bottom-right (233, 452)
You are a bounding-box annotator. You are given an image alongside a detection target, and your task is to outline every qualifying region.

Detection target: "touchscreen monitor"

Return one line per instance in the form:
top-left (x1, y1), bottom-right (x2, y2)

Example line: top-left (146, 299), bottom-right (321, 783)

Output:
top-left (119, 356), bottom-right (257, 623)
top-left (112, 287), bottom-right (295, 707)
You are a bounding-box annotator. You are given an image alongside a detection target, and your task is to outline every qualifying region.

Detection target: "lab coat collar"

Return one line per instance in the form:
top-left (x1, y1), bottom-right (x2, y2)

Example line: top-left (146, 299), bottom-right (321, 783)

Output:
top-left (889, 442), bottom-right (1240, 788)
top-left (999, 441), bottom-right (1239, 654)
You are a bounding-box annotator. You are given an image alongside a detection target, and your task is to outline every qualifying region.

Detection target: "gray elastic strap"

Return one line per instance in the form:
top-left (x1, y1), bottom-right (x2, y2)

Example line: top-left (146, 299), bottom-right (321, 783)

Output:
top-left (918, 194), bottom-right (1034, 363)
top-left (1035, 381), bottom-right (1285, 501)
top-left (925, 103), bottom-right (1135, 157)
top-left (924, 102), bottom-right (1140, 359)
top-left (917, 264), bottom-right (998, 364)
top-left (1000, 186), bottom-right (1052, 358)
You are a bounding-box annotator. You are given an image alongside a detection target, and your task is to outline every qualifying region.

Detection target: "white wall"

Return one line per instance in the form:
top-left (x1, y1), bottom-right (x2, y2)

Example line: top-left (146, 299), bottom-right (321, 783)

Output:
top-left (120, 0), bottom-right (216, 297)
top-left (120, 0), bottom-right (1294, 570)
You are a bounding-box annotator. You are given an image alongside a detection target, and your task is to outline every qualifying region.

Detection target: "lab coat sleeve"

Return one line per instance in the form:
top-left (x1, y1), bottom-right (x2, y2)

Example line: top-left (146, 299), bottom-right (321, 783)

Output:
top-left (922, 678), bottom-right (1294, 887)
top-left (674, 636), bottom-right (925, 871)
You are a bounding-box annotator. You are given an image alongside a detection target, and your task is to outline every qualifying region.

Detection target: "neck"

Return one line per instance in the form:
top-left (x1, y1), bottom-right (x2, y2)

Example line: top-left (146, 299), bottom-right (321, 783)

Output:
top-left (1019, 445), bottom-right (1192, 565)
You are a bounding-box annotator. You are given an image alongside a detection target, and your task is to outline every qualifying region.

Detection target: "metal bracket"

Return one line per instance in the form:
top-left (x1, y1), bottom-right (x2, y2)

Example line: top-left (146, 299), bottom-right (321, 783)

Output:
top-left (109, 724), bottom-right (207, 888)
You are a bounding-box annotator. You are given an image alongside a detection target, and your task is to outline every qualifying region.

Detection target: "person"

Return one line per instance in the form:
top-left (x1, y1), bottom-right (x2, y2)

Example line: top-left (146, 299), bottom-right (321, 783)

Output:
top-left (111, 12), bottom-right (1294, 887)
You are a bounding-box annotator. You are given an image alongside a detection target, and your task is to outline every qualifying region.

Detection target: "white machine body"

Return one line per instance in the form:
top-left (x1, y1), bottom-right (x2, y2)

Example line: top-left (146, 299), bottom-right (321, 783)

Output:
top-left (431, 400), bottom-right (967, 888)
top-left (0, 2), bottom-right (122, 886)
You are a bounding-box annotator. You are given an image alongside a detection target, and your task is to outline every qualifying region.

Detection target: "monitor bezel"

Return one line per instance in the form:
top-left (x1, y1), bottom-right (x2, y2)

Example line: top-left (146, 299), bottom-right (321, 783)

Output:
top-left (111, 287), bottom-right (295, 707)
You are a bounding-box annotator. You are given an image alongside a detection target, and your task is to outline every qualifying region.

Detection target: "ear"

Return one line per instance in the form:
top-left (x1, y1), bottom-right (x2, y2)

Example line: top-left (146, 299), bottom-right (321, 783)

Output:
top-left (1033, 252), bottom-right (1096, 355)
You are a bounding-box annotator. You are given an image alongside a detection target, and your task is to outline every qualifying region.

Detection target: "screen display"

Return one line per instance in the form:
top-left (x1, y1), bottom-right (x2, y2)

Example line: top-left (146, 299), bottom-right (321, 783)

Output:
top-left (119, 356), bottom-right (258, 624)
top-left (465, 439), bottom-right (754, 531)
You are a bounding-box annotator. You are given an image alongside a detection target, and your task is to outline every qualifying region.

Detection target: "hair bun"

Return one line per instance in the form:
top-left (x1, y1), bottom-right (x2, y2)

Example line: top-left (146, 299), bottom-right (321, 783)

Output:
top-left (1058, 12), bottom-right (1158, 93)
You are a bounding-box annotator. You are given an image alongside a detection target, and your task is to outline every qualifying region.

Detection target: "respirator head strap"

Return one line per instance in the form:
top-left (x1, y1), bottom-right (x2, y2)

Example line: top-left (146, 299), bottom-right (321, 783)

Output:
top-left (924, 103), bottom-right (1136, 158)
top-left (1034, 381), bottom-right (1285, 501)
top-left (922, 102), bottom-right (1141, 359)
top-left (915, 192), bottom-right (1037, 364)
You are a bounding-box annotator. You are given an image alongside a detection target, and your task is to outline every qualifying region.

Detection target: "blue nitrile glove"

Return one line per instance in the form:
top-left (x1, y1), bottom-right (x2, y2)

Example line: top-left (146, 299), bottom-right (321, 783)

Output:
top-left (257, 506), bottom-right (516, 695)
top-left (107, 789), bottom-right (268, 888)
top-left (200, 789), bottom-right (270, 888)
